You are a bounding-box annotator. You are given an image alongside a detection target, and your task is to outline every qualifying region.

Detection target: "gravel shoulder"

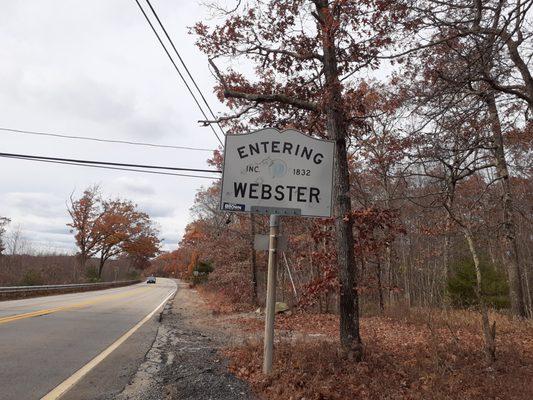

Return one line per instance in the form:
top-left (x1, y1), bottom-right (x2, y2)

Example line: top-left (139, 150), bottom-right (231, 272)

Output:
top-left (116, 280), bottom-right (255, 400)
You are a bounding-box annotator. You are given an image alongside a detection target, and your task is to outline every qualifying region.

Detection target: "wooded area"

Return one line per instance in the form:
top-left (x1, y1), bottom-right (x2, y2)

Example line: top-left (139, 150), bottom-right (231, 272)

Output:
top-left (0, 1), bottom-right (531, 397)
top-left (153, 0), bottom-right (533, 378)
top-left (0, 185), bottom-right (161, 286)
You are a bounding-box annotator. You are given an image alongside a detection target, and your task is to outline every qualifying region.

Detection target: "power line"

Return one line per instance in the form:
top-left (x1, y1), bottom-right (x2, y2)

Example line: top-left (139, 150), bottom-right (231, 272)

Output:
top-left (144, 0), bottom-right (226, 138)
top-left (0, 127), bottom-right (216, 152)
top-left (0, 154), bottom-right (220, 179)
top-left (0, 152), bottom-right (222, 174)
top-left (133, 0), bottom-right (224, 147)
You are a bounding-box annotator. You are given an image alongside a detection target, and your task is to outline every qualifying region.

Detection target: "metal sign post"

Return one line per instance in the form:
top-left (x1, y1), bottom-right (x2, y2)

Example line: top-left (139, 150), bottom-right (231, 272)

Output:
top-left (263, 214), bottom-right (279, 374)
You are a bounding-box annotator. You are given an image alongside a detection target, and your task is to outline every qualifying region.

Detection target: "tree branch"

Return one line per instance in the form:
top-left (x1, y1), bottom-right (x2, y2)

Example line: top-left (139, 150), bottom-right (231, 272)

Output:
top-left (199, 104), bottom-right (257, 126)
top-left (209, 58), bottom-right (319, 112)
top-left (222, 88), bottom-right (319, 112)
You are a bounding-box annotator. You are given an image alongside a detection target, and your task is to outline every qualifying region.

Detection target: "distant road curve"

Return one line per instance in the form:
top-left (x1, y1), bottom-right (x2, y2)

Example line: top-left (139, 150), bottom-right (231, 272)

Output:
top-left (0, 278), bottom-right (177, 400)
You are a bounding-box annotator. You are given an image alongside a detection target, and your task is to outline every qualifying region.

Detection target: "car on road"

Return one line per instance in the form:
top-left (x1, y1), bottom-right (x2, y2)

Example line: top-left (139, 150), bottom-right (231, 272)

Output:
top-left (146, 276), bottom-right (156, 284)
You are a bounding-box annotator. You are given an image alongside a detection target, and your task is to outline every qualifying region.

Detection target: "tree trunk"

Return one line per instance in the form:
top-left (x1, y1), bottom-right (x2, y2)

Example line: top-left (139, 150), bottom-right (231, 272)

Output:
top-left (98, 252), bottom-right (106, 279)
top-left (77, 253), bottom-right (88, 284)
top-left (485, 93), bottom-right (527, 318)
top-left (76, 256), bottom-right (82, 283)
top-left (376, 260), bottom-right (384, 313)
top-left (250, 214), bottom-right (258, 304)
top-left (385, 245), bottom-right (393, 305)
top-left (384, 193), bottom-right (393, 306)
top-left (505, 37), bottom-right (533, 110)
top-left (524, 264), bottom-right (533, 319)
top-left (403, 238), bottom-right (412, 307)
top-left (316, 1), bottom-right (362, 358)
top-left (462, 226), bottom-right (496, 364)
top-left (443, 213), bottom-right (452, 280)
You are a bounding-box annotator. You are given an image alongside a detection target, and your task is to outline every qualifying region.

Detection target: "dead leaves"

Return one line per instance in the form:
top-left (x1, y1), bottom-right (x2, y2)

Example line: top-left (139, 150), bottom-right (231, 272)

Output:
top-left (222, 310), bottom-right (533, 400)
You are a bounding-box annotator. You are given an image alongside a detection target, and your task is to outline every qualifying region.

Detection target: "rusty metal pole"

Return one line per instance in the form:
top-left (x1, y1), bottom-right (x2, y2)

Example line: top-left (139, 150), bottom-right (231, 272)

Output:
top-left (263, 214), bottom-right (279, 374)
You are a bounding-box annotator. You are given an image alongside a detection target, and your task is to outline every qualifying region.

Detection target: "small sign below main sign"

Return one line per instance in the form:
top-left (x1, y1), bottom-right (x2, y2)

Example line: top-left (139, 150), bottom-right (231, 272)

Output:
top-left (254, 234), bottom-right (288, 251)
top-left (220, 128), bottom-right (334, 217)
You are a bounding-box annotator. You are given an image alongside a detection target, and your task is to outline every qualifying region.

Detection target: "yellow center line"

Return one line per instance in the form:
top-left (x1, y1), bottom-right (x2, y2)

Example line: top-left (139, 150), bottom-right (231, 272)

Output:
top-left (4, 285), bottom-right (144, 310)
top-left (0, 286), bottom-right (153, 325)
top-left (41, 287), bottom-right (176, 400)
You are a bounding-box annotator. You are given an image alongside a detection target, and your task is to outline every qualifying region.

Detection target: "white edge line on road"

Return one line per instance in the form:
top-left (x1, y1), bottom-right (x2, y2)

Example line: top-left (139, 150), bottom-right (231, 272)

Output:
top-left (41, 287), bottom-right (177, 400)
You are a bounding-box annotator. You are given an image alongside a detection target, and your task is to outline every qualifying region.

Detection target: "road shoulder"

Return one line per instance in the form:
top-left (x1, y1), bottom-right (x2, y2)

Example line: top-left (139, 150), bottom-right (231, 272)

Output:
top-left (116, 280), bottom-right (255, 400)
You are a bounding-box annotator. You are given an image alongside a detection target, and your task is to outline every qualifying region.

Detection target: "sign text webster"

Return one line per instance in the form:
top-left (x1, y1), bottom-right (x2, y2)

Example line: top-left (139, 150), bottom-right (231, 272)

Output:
top-left (220, 128), bottom-right (334, 217)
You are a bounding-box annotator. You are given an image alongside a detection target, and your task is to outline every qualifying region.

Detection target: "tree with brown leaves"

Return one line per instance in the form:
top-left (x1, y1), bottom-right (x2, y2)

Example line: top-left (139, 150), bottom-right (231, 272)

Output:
top-left (67, 185), bottom-right (104, 280)
top-left (68, 186), bottom-right (161, 280)
top-left (193, 0), bottom-right (412, 359)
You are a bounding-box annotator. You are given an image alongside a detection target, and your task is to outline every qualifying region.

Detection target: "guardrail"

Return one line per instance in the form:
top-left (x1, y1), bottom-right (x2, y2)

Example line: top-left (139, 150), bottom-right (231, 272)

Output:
top-left (0, 280), bottom-right (142, 300)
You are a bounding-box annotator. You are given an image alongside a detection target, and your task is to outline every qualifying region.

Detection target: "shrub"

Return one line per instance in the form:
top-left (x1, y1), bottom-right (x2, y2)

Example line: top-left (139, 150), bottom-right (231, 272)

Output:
top-left (85, 266), bottom-right (101, 283)
top-left (20, 270), bottom-right (43, 286)
top-left (204, 265), bottom-right (255, 307)
top-left (127, 270), bottom-right (140, 280)
top-left (189, 261), bottom-right (214, 285)
top-left (447, 259), bottom-right (509, 309)
top-left (196, 261), bottom-right (214, 274)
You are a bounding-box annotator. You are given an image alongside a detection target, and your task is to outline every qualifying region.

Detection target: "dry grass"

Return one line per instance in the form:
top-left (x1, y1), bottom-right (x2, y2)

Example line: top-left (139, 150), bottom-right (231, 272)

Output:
top-left (195, 284), bottom-right (256, 314)
top-left (195, 285), bottom-right (533, 399)
top-left (0, 254), bottom-right (134, 286)
top-left (221, 308), bottom-right (533, 400)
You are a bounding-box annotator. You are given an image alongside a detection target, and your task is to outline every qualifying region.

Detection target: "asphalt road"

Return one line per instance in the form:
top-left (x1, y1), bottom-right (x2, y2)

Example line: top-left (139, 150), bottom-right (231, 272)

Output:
top-left (0, 278), bottom-right (177, 400)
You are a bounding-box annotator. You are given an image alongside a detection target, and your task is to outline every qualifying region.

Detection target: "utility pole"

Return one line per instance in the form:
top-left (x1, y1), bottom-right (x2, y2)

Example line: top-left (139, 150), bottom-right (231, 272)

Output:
top-left (263, 214), bottom-right (279, 374)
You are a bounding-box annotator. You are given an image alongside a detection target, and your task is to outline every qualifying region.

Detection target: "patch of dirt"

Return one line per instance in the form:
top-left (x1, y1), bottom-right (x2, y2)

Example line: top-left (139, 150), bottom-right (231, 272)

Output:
top-left (117, 281), bottom-right (255, 400)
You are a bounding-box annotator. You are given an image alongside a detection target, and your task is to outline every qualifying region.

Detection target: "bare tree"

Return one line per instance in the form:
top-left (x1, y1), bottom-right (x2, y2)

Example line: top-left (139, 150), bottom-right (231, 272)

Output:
top-left (405, 0), bottom-right (531, 317)
top-left (0, 217), bottom-right (10, 256)
top-left (412, 108), bottom-right (498, 362)
top-left (7, 225), bottom-right (30, 255)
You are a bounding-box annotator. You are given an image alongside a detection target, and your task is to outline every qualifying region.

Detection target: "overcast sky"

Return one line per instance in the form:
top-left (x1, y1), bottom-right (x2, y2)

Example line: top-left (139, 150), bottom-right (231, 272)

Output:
top-left (0, 1), bottom-right (224, 253)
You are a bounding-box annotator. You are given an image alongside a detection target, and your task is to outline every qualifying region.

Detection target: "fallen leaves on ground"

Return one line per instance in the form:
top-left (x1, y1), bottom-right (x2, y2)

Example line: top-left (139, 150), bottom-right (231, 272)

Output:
top-left (222, 309), bottom-right (533, 400)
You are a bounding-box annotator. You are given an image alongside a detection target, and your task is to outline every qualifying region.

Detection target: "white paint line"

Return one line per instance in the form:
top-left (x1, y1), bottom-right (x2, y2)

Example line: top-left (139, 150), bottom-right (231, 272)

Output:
top-left (41, 287), bottom-right (177, 400)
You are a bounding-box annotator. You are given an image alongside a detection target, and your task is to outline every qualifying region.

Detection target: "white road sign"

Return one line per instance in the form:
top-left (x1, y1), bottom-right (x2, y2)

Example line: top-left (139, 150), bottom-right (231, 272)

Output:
top-left (220, 128), bottom-right (334, 217)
